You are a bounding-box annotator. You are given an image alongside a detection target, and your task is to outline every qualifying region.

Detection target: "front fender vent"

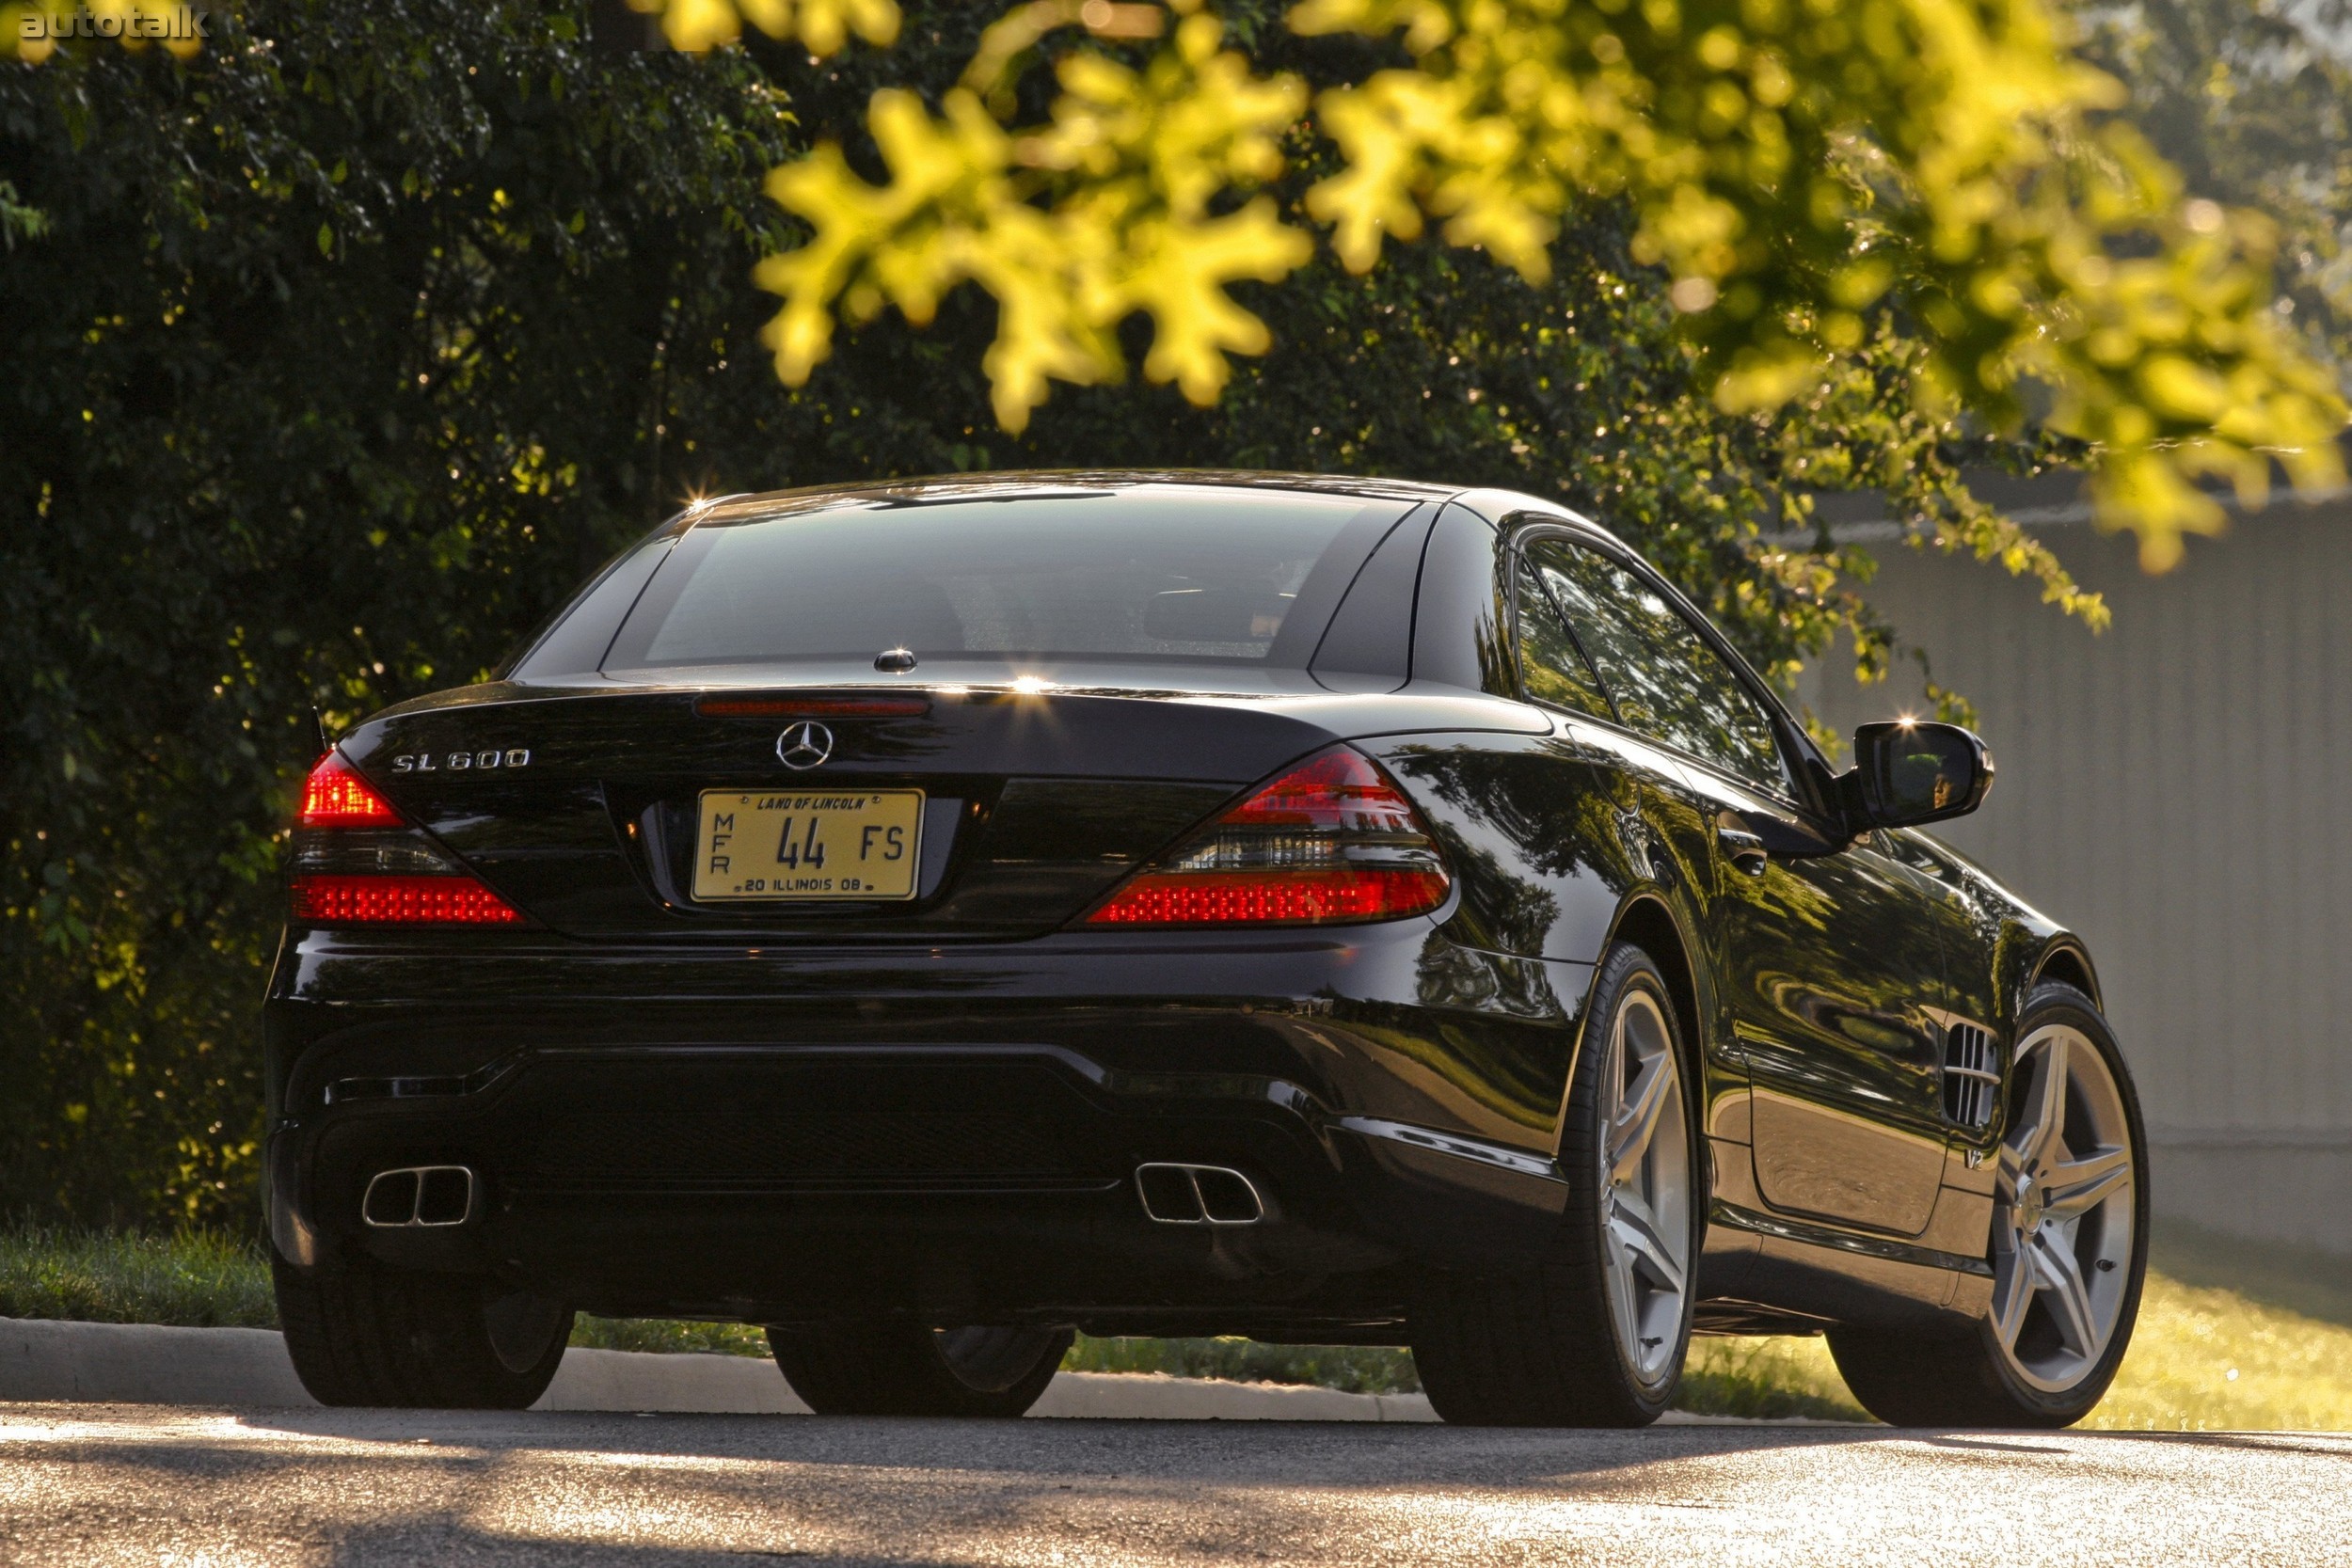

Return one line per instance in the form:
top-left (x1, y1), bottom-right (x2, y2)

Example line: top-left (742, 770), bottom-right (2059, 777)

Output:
top-left (1943, 1022), bottom-right (1998, 1128)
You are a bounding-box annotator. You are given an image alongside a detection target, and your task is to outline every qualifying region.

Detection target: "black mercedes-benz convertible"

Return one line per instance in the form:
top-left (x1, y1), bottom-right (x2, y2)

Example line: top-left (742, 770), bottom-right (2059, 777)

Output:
top-left (264, 471), bottom-right (2148, 1427)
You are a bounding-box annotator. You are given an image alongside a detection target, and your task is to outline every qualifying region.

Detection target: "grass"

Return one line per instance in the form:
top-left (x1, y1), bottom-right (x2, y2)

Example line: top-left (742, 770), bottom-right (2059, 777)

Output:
top-left (1658, 1223), bottom-right (2352, 1429)
top-left (1063, 1336), bottom-right (1420, 1395)
top-left (2083, 1222), bottom-right (2352, 1432)
top-left (569, 1319), bottom-right (1425, 1395)
top-left (8, 1220), bottom-right (2352, 1429)
top-left (567, 1316), bottom-right (771, 1356)
top-left (0, 1226), bottom-right (277, 1329)
top-left (1681, 1336), bottom-right (1865, 1420)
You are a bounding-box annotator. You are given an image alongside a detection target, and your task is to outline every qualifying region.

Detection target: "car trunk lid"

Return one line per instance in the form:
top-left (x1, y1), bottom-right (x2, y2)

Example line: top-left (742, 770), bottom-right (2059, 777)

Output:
top-left (337, 679), bottom-right (1533, 941)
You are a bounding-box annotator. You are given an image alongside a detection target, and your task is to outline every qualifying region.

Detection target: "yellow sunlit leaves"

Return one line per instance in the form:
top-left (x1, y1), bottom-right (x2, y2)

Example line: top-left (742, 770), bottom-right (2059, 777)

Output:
top-left (1290, 0), bottom-right (2344, 568)
top-left (35, 0), bottom-right (2330, 573)
top-left (755, 8), bottom-right (1307, 429)
top-left (733, 0), bottom-right (2344, 568)
top-left (629, 0), bottom-right (899, 55)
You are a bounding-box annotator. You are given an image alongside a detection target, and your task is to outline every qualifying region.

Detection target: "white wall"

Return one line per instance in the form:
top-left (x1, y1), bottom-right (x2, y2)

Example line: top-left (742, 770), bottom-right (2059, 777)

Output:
top-left (1797, 489), bottom-right (2352, 1255)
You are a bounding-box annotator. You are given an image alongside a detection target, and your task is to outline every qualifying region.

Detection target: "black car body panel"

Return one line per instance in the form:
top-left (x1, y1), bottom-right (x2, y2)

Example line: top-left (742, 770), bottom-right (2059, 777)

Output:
top-left (340, 683), bottom-right (1545, 942)
top-left (265, 471), bottom-right (2110, 1343)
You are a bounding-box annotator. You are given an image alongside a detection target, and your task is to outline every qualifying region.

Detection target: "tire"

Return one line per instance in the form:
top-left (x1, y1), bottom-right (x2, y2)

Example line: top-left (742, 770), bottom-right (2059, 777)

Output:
top-left (1829, 981), bottom-right (2149, 1428)
top-left (273, 1253), bottom-right (573, 1409)
top-left (768, 1322), bottom-right (1075, 1417)
top-left (1410, 941), bottom-right (1700, 1427)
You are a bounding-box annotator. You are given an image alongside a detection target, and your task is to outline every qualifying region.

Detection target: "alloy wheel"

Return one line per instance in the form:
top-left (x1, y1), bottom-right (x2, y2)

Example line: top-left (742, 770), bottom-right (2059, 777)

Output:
top-left (1597, 987), bottom-right (1692, 1387)
top-left (1991, 1023), bottom-right (2137, 1393)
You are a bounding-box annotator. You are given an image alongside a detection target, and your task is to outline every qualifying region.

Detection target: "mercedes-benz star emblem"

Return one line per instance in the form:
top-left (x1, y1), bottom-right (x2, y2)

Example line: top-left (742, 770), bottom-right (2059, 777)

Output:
top-left (776, 721), bottom-right (834, 770)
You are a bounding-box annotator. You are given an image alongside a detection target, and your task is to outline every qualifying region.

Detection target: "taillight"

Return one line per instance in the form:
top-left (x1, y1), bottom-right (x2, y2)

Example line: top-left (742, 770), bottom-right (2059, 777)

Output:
top-left (299, 751), bottom-right (402, 826)
top-left (288, 751), bottom-right (526, 927)
top-left (1085, 747), bottom-right (1451, 927)
top-left (289, 874), bottom-right (525, 926)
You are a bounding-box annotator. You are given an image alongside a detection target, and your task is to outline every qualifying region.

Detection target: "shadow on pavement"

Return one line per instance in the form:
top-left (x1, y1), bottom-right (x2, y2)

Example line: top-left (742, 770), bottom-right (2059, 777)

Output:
top-left (312, 1523), bottom-right (993, 1568)
top-left (10, 1402), bottom-right (2347, 1567)
top-left (88, 1403), bottom-right (2338, 1486)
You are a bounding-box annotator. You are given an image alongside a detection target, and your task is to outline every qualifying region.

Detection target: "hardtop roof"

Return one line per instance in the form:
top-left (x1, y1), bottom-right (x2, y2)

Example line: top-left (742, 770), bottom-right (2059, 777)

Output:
top-left (679, 469), bottom-right (1465, 531)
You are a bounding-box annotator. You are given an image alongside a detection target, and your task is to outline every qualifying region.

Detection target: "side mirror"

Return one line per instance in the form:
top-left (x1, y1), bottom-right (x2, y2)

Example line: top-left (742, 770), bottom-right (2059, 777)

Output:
top-left (1845, 721), bottom-right (1994, 830)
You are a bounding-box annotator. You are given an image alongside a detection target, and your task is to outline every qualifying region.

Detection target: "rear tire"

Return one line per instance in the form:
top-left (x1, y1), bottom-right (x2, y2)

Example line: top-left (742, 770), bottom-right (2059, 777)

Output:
top-left (1410, 942), bottom-right (1699, 1427)
top-left (273, 1254), bottom-right (573, 1409)
top-left (1828, 982), bottom-right (2148, 1428)
top-left (768, 1323), bottom-right (1074, 1417)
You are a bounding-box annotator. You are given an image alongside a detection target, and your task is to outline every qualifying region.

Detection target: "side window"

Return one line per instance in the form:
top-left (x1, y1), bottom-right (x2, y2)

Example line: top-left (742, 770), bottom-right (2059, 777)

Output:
top-left (1526, 538), bottom-right (1793, 798)
top-left (1513, 555), bottom-right (1614, 721)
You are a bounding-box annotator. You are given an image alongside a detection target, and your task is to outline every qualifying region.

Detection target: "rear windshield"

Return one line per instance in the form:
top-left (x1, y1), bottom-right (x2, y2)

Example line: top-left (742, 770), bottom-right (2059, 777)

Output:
top-left (603, 487), bottom-right (1403, 670)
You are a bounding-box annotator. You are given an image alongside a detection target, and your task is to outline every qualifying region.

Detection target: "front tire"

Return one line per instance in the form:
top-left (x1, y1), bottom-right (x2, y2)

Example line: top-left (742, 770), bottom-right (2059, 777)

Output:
top-left (768, 1323), bottom-right (1074, 1417)
top-left (1829, 982), bottom-right (2148, 1427)
top-left (1410, 942), bottom-right (1699, 1426)
top-left (273, 1254), bottom-right (573, 1409)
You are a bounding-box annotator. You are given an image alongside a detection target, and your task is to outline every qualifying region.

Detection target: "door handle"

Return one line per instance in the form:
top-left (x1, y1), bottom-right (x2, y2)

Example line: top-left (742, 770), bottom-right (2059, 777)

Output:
top-left (1715, 814), bottom-right (1769, 876)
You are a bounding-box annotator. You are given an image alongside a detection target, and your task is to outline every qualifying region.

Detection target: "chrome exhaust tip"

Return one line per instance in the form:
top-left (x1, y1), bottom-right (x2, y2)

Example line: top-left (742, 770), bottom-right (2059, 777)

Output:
top-left (1136, 1164), bottom-right (1264, 1226)
top-left (361, 1165), bottom-right (475, 1228)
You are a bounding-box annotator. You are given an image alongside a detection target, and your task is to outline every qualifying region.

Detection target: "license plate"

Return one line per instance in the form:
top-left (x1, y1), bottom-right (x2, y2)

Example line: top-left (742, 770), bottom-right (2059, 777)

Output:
top-left (691, 789), bottom-right (924, 902)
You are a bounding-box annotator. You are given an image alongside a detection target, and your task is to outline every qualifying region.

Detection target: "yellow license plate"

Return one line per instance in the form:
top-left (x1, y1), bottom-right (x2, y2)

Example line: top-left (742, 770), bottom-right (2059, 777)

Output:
top-left (691, 789), bottom-right (924, 902)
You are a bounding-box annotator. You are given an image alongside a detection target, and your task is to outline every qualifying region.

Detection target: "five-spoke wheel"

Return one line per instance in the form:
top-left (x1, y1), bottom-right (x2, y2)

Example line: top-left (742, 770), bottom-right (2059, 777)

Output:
top-left (1599, 985), bottom-right (1692, 1390)
top-left (1829, 980), bottom-right (2149, 1427)
top-left (1990, 1021), bottom-right (2138, 1393)
top-left (1412, 942), bottom-right (1699, 1426)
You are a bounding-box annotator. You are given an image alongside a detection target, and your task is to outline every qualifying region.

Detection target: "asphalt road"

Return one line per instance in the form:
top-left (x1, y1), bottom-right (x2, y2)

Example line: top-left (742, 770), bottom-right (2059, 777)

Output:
top-left (3, 1403), bottom-right (2346, 1566)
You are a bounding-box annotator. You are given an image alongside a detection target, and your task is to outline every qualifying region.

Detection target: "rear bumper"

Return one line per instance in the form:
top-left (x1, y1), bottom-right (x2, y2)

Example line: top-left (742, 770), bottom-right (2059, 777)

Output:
top-left (263, 922), bottom-right (1593, 1333)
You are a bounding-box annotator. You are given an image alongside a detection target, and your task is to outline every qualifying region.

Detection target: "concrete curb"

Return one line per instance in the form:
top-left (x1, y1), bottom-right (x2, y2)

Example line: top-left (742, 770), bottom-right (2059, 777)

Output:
top-left (0, 1317), bottom-right (1438, 1421)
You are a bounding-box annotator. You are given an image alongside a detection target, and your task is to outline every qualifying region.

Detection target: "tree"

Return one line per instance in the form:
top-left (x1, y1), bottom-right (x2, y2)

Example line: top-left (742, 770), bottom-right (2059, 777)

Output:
top-left (0, 0), bottom-right (799, 1221)
top-left (2072, 0), bottom-right (2352, 380)
top-left (603, 0), bottom-right (2347, 571)
top-left (0, 0), bottom-right (2327, 1225)
top-left (18, 1), bottom-right (2343, 564)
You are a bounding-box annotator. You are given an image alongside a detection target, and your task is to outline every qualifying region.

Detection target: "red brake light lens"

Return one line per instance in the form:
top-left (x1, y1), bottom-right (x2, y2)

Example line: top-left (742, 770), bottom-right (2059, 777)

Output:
top-left (1083, 868), bottom-right (1449, 927)
top-left (290, 752), bottom-right (526, 926)
top-left (1086, 747), bottom-right (1451, 927)
top-left (289, 874), bottom-right (526, 926)
top-left (299, 752), bottom-right (403, 827)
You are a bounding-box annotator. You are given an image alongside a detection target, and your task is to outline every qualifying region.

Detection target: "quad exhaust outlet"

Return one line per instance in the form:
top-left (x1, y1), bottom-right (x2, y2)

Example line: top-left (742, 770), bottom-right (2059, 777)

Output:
top-left (361, 1165), bottom-right (475, 1228)
top-left (1135, 1164), bottom-right (1264, 1226)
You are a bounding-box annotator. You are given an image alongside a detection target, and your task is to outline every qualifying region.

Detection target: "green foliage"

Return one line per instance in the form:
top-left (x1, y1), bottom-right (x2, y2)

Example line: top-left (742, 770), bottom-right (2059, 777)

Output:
top-left (0, 180), bottom-right (44, 245)
top-left (1680, 1336), bottom-right (1867, 1419)
top-left (2071, 0), bottom-right (2352, 382)
top-left (570, 1314), bottom-right (772, 1355)
top-left (0, 0), bottom-right (799, 1224)
top-left (1064, 1334), bottom-right (1422, 1393)
top-left (759, 3), bottom-right (1311, 427)
top-left (1290, 0), bottom-right (2344, 567)
top-left (0, 1224), bottom-right (278, 1326)
top-left (762, 5), bottom-right (2105, 685)
top-left (701, 0), bottom-right (2346, 566)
